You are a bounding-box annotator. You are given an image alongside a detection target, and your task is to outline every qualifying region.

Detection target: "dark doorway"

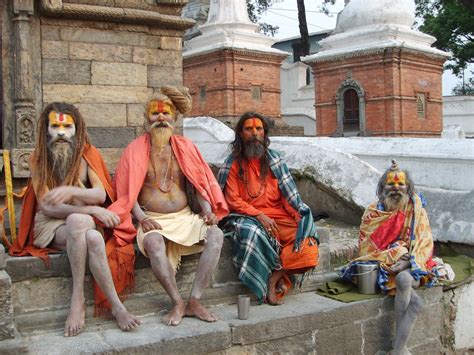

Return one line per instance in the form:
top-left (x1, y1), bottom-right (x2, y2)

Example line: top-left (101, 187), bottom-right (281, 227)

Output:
top-left (343, 89), bottom-right (360, 133)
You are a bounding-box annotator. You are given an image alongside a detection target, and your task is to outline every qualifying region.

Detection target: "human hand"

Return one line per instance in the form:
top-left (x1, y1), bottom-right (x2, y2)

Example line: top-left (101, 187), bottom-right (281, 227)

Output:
top-left (43, 186), bottom-right (78, 206)
top-left (139, 217), bottom-right (162, 233)
top-left (202, 212), bottom-right (218, 225)
top-left (92, 207), bottom-right (121, 228)
top-left (256, 213), bottom-right (279, 237)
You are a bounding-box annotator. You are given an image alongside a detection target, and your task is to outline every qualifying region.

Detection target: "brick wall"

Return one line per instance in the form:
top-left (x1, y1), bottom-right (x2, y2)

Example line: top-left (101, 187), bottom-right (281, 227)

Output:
top-left (183, 49), bottom-right (286, 125)
top-left (311, 49), bottom-right (445, 137)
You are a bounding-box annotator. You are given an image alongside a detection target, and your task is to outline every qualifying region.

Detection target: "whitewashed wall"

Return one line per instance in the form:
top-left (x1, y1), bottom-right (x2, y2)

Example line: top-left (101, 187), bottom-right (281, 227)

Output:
top-left (443, 96), bottom-right (474, 138)
top-left (184, 116), bottom-right (474, 246)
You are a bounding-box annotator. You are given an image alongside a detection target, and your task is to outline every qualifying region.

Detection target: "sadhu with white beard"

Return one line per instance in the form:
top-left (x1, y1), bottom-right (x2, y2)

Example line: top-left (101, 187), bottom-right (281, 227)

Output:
top-left (344, 160), bottom-right (442, 355)
top-left (108, 87), bottom-right (228, 326)
top-left (10, 103), bottom-right (140, 336)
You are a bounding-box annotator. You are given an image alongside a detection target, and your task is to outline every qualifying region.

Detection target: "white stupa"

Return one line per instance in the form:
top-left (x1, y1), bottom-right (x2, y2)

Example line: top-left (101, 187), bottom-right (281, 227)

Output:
top-left (183, 0), bottom-right (287, 58)
top-left (304, 0), bottom-right (449, 62)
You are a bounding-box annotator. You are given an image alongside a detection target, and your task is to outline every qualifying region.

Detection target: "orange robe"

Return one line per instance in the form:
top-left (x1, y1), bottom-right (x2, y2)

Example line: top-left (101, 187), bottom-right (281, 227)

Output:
top-left (9, 144), bottom-right (119, 315)
top-left (225, 159), bottom-right (318, 273)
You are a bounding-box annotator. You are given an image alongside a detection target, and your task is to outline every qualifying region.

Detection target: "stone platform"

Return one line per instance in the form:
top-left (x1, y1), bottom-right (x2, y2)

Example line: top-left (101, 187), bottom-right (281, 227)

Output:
top-left (0, 289), bottom-right (444, 354)
top-left (0, 221), bottom-right (358, 343)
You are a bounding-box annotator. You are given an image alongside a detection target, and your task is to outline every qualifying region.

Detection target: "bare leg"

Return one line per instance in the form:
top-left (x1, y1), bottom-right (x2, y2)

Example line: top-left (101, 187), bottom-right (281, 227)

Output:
top-left (185, 227), bottom-right (223, 322)
top-left (51, 214), bottom-right (88, 337)
top-left (267, 269), bottom-right (284, 305)
top-left (84, 229), bottom-right (140, 331)
top-left (144, 232), bottom-right (185, 326)
top-left (392, 270), bottom-right (423, 355)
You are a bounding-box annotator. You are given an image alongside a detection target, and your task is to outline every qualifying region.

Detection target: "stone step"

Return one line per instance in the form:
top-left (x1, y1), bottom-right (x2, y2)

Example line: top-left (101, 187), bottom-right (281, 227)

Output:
top-left (4, 222), bottom-right (358, 337)
top-left (0, 288), bottom-right (444, 354)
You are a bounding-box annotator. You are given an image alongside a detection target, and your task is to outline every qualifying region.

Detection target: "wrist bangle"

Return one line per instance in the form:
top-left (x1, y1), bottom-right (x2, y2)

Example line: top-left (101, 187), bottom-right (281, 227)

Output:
top-left (139, 217), bottom-right (150, 224)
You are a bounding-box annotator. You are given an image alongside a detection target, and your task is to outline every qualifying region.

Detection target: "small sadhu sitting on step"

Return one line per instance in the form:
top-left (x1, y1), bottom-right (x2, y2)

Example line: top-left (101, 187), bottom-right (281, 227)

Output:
top-left (342, 160), bottom-right (453, 355)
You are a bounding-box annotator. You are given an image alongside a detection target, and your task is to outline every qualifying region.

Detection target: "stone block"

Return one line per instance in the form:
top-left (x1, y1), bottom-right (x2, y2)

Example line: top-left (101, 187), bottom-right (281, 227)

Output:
top-left (41, 40), bottom-right (69, 59)
top-left (254, 333), bottom-right (316, 354)
top-left (408, 302), bottom-right (443, 349)
top-left (42, 59), bottom-right (91, 85)
top-left (43, 84), bottom-right (153, 104)
top-left (314, 323), bottom-right (363, 354)
top-left (76, 103), bottom-right (127, 127)
top-left (361, 313), bottom-right (395, 354)
top-left (88, 127), bottom-right (136, 148)
top-left (148, 65), bottom-right (183, 87)
top-left (5, 254), bottom-right (71, 282)
top-left (41, 25), bottom-right (60, 41)
top-left (98, 148), bottom-right (125, 172)
top-left (69, 42), bottom-right (132, 62)
top-left (133, 48), bottom-right (181, 66)
top-left (91, 62), bottom-right (147, 86)
top-left (409, 339), bottom-right (444, 355)
top-left (12, 275), bottom-right (94, 314)
top-left (0, 270), bottom-right (15, 340)
top-left (161, 36), bottom-right (182, 51)
top-left (127, 103), bottom-right (146, 126)
top-left (59, 27), bottom-right (150, 47)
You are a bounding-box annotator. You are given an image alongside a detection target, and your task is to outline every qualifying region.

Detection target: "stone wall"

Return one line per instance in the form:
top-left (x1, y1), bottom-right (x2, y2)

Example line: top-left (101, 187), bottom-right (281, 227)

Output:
top-left (443, 95), bottom-right (474, 138)
top-left (2, 0), bottom-right (193, 177)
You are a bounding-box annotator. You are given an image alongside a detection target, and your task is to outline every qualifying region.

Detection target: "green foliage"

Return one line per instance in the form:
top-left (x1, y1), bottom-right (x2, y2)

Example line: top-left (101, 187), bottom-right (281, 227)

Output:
top-left (452, 74), bottom-right (474, 95)
top-left (416, 0), bottom-right (474, 75)
top-left (246, 0), bottom-right (279, 36)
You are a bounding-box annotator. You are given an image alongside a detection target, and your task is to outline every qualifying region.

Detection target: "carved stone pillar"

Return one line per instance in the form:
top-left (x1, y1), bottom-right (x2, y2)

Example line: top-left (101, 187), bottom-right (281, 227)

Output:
top-left (12, 0), bottom-right (35, 149)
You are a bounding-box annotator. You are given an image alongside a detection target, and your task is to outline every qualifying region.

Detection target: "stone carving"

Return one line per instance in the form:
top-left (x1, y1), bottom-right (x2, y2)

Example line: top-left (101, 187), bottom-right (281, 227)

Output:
top-left (40, 0), bottom-right (194, 29)
top-left (11, 149), bottom-right (33, 178)
top-left (16, 107), bottom-right (36, 146)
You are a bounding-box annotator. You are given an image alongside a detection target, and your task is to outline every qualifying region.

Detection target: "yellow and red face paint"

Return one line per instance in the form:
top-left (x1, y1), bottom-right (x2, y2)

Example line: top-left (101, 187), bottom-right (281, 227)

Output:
top-left (48, 111), bottom-right (74, 128)
top-left (242, 118), bottom-right (264, 137)
top-left (386, 171), bottom-right (406, 186)
top-left (147, 100), bottom-right (175, 119)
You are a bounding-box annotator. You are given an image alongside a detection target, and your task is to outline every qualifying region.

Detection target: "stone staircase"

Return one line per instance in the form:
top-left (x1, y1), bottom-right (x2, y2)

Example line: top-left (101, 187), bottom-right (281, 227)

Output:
top-left (0, 220), bottom-right (448, 354)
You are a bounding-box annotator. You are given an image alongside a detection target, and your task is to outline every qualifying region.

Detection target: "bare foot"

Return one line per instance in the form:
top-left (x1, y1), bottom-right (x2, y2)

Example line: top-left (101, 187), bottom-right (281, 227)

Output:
top-left (112, 306), bottom-right (141, 331)
top-left (276, 277), bottom-right (288, 294)
top-left (64, 300), bottom-right (86, 337)
top-left (267, 270), bottom-right (284, 306)
top-left (162, 300), bottom-right (186, 326)
top-left (185, 297), bottom-right (218, 322)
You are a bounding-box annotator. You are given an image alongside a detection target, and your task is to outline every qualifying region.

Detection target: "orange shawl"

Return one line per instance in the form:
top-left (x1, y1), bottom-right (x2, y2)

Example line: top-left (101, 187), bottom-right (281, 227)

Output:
top-left (104, 134), bottom-right (228, 310)
top-left (9, 144), bottom-right (115, 262)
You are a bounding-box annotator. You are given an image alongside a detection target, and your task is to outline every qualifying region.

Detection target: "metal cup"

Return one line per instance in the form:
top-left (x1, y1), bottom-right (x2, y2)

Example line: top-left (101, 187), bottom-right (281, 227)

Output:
top-left (237, 294), bottom-right (250, 320)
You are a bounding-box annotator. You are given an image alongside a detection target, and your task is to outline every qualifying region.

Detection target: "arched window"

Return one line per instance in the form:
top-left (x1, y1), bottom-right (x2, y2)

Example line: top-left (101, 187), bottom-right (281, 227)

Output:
top-left (343, 89), bottom-right (360, 132)
top-left (335, 78), bottom-right (366, 136)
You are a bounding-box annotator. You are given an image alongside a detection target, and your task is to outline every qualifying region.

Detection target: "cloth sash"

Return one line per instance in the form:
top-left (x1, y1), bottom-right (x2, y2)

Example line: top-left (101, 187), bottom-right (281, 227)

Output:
top-left (342, 194), bottom-right (436, 293)
top-left (106, 134), bottom-right (229, 310)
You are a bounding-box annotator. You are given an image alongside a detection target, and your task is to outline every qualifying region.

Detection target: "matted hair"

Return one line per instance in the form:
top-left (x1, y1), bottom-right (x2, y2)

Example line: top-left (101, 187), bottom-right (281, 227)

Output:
top-left (32, 102), bottom-right (89, 198)
top-left (145, 86), bottom-right (192, 119)
top-left (230, 111), bottom-right (271, 181)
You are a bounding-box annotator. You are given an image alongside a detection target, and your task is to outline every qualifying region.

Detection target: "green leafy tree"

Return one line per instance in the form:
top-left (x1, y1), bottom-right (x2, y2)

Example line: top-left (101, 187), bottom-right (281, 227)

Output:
top-left (247, 0), bottom-right (279, 36)
top-left (415, 0), bottom-right (473, 76)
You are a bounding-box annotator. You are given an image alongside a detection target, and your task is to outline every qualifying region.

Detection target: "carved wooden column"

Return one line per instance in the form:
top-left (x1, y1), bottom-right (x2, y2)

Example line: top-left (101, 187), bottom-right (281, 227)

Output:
top-left (12, 0), bottom-right (35, 149)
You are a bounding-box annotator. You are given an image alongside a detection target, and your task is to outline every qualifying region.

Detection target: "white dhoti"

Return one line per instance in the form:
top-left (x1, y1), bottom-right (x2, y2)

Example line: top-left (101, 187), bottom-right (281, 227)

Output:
top-left (33, 211), bottom-right (66, 248)
top-left (137, 206), bottom-right (209, 270)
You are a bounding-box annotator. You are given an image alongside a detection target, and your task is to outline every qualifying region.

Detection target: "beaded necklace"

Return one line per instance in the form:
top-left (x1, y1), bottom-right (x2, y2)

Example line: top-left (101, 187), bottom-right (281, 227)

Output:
top-left (150, 150), bottom-right (174, 193)
top-left (242, 160), bottom-right (266, 199)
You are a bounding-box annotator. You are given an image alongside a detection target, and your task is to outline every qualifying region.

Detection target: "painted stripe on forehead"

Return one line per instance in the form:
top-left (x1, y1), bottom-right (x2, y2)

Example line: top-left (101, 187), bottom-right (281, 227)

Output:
top-left (48, 111), bottom-right (74, 125)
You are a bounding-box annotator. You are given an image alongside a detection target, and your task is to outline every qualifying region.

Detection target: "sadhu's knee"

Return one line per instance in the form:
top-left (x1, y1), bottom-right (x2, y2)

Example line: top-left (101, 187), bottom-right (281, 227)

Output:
top-left (85, 229), bottom-right (105, 253)
top-left (143, 232), bottom-right (165, 254)
top-left (395, 271), bottom-right (413, 292)
top-left (66, 213), bottom-right (94, 231)
top-left (207, 227), bottom-right (224, 249)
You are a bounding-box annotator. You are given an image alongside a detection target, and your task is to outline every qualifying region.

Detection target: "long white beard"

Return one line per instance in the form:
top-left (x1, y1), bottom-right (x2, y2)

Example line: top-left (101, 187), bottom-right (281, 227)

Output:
top-left (150, 126), bottom-right (173, 150)
top-left (384, 192), bottom-right (409, 212)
